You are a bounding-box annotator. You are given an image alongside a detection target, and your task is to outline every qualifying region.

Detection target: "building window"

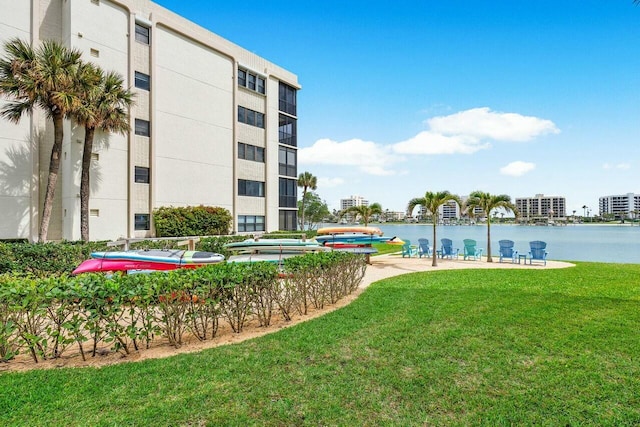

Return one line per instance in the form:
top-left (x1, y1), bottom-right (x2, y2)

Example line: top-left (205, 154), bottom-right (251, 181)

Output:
top-left (135, 24), bottom-right (150, 44)
top-left (90, 48), bottom-right (99, 57)
top-left (238, 106), bottom-right (265, 129)
top-left (279, 147), bottom-right (296, 177)
top-left (238, 69), bottom-right (246, 87)
top-left (238, 142), bottom-right (265, 162)
top-left (279, 114), bottom-right (297, 146)
top-left (279, 177), bottom-right (297, 208)
top-left (134, 213), bottom-right (150, 230)
top-left (237, 215), bottom-right (265, 232)
top-left (135, 119), bottom-right (150, 136)
top-left (279, 210), bottom-right (297, 231)
top-left (238, 179), bottom-right (265, 197)
top-left (135, 72), bottom-right (150, 91)
top-left (134, 166), bottom-right (150, 184)
top-left (238, 68), bottom-right (266, 95)
top-left (279, 82), bottom-right (296, 115)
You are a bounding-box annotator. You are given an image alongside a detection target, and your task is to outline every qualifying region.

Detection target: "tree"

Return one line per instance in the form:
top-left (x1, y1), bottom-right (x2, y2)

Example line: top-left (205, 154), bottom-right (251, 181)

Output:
top-left (297, 171), bottom-right (317, 231)
top-left (0, 38), bottom-right (83, 242)
top-left (464, 191), bottom-right (517, 262)
top-left (73, 63), bottom-right (134, 241)
top-left (339, 202), bottom-right (382, 227)
top-left (407, 191), bottom-right (461, 266)
top-left (297, 192), bottom-right (330, 231)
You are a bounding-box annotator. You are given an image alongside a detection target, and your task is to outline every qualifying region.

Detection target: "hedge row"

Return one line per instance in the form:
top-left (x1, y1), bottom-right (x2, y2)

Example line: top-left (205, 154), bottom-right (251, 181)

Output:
top-left (0, 236), bottom-right (249, 276)
top-left (0, 251), bottom-right (366, 363)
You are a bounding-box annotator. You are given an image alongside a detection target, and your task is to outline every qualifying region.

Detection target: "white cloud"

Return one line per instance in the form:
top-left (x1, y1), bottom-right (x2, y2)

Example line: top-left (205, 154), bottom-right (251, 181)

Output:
top-left (392, 131), bottom-right (490, 155)
top-left (300, 108), bottom-right (558, 176)
top-left (317, 177), bottom-right (345, 187)
top-left (298, 138), bottom-right (403, 175)
top-left (603, 162), bottom-right (631, 170)
top-left (500, 161), bottom-right (536, 177)
top-left (427, 107), bottom-right (560, 142)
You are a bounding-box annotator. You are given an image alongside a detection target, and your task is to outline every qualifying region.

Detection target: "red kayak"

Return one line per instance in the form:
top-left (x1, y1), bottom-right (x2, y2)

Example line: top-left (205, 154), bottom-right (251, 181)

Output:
top-left (322, 242), bottom-right (369, 249)
top-left (73, 258), bottom-right (202, 275)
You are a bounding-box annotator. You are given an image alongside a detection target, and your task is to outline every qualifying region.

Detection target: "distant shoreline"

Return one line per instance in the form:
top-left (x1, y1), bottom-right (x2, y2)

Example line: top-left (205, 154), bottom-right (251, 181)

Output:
top-left (332, 222), bottom-right (638, 228)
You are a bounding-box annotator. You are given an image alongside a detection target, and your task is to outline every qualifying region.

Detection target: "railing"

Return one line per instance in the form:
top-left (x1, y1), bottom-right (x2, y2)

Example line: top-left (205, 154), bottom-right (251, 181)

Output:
top-left (107, 236), bottom-right (201, 251)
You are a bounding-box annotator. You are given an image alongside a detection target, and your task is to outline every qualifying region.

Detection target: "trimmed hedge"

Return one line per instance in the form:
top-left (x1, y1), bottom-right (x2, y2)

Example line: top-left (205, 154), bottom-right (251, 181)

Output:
top-left (153, 205), bottom-right (232, 237)
top-left (0, 252), bottom-right (366, 363)
top-left (0, 237), bottom-right (250, 276)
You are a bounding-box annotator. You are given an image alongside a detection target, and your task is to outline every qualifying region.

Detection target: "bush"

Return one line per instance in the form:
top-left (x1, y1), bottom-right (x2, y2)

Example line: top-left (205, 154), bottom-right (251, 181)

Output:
top-left (0, 252), bottom-right (367, 363)
top-left (3, 242), bottom-right (109, 277)
top-left (153, 205), bottom-right (232, 237)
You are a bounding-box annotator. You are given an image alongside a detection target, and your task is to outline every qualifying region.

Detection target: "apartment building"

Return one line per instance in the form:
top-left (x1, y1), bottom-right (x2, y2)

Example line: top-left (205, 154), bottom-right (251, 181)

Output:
top-left (0, 0), bottom-right (299, 241)
top-left (340, 195), bottom-right (369, 211)
top-left (599, 193), bottom-right (640, 219)
top-left (515, 194), bottom-right (566, 219)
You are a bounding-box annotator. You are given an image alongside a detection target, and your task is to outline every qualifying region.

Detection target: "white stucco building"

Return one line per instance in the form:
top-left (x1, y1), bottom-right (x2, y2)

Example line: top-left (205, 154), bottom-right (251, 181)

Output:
top-left (515, 194), bottom-right (566, 219)
top-left (599, 193), bottom-right (640, 219)
top-left (340, 195), bottom-right (369, 211)
top-left (0, 0), bottom-right (299, 241)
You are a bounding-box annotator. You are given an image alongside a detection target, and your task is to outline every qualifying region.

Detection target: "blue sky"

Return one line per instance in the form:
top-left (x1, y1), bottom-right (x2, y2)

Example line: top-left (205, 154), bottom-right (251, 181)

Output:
top-left (156, 0), bottom-right (640, 215)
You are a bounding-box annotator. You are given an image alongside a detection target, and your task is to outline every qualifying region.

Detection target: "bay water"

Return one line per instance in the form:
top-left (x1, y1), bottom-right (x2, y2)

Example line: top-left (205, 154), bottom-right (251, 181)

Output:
top-left (366, 224), bottom-right (640, 264)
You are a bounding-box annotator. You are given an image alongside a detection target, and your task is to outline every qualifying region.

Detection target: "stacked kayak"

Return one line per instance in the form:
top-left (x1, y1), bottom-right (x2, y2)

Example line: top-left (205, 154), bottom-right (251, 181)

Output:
top-left (316, 226), bottom-right (384, 236)
top-left (73, 249), bottom-right (225, 274)
top-left (224, 238), bottom-right (329, 264)
top-left (315, 226), bottom-right (398, 255)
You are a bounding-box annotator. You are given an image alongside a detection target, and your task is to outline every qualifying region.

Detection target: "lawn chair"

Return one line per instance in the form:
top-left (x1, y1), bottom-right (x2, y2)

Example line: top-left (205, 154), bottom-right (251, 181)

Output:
top-left (401, 240), bottom-right (418, 258)
top-left (463, 239), bottom-right (483, 260)
top-left (498, 240), bottom-right (518, 263)
top-left (528, 241), bottom-right (548, 266)
top-left (417, 238), bottom-right (432, 258)
top-left (440, 238), bottom-right (459, 259)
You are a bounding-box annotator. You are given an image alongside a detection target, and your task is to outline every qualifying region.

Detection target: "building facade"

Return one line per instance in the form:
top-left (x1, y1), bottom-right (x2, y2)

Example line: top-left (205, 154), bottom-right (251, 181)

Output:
top-left (0, 0), bottom-right (299, 241)
top-left (599, 193), bottom-right (640, 219)
top-left (340, 195), bottom-right (369, 211)
top-left (515, 194), bottom-right (566, 219)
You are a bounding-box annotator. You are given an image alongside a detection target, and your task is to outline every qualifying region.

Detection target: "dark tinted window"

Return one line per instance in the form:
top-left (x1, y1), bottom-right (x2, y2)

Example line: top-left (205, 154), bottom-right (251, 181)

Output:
top-left (134, 72), bottom-right (150, 91)
top-left (135, 24), bottom-right (150, 44)
top-left (134, 166), bottom-right (149, 183)
top-left (135, 119), bottom-right (150, 136)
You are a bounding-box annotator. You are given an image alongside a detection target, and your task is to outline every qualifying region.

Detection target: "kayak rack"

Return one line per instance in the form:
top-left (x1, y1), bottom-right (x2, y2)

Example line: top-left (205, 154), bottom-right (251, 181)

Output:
top-left (108, 236), bottom-right (201, 251)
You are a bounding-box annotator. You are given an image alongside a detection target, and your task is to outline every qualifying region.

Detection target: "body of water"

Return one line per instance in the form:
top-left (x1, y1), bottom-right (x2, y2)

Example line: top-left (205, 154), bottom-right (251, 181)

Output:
top-left (364, 224), bottom-right (639, 264)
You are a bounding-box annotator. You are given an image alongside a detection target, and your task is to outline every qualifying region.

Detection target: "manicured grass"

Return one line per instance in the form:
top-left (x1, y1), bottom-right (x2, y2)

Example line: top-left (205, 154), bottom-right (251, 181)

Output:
top-left (373, 242), bottom-right (404, 255)
top-left (2, 263), bottom-right (640, 425)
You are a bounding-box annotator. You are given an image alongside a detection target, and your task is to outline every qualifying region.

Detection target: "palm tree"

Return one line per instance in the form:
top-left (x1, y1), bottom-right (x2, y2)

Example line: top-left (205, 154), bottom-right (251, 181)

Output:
top-left (407, 191), bottom-right (462, 266)
top-left (339, 202), bottom-right (382, 227)
top-left (73, 64), bottom-right (134, 241)
top-left (297, 171), bottom-right (317, 231)
top-left (0, 38), bottom-right (83, 241)
top-left (464, 191), bottom-right (517, 262)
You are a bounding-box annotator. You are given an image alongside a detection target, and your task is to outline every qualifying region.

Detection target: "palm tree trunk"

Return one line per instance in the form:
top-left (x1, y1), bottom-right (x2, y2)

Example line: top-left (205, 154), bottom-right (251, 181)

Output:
top-left (38, 112), bottom-right (64, 242)
top-left (431, 219), bottom-right (438, 267)
top-left (486, 219), bottom-right (492, 262)
top-left (299, 188), bottom-right (307, 231)
top-left (80, 126), bottom-right (95, 242)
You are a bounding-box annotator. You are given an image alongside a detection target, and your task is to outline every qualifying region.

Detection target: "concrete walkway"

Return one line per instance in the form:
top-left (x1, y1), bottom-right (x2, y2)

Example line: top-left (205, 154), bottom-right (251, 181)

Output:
top-left (361, 254), bottom-right (575, 288)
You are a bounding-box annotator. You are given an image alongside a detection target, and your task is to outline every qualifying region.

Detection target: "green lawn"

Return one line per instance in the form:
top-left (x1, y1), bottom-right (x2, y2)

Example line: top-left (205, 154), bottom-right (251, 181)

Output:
top-left (2, 262), bottom-right (639, 426)
top-left (373, 242), bottom-right (404, 255)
